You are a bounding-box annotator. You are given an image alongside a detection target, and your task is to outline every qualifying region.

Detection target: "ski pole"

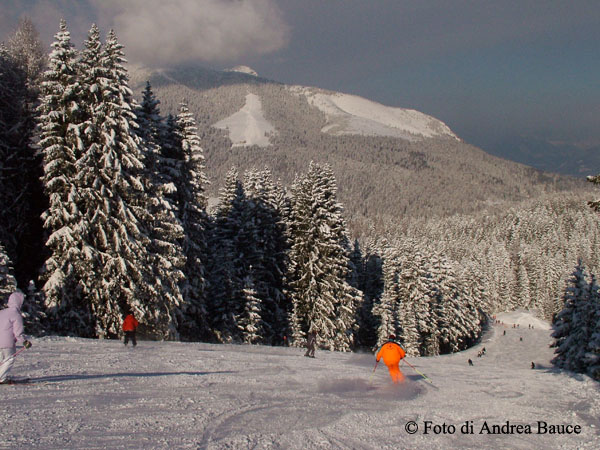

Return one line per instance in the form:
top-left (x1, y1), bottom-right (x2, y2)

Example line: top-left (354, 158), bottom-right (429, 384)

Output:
top-left (0, 346), bottom-right (27, 365)
top-left (403, 359), bottom-right (435, 386)
top-left (368, 360), bottom-right (380, 382)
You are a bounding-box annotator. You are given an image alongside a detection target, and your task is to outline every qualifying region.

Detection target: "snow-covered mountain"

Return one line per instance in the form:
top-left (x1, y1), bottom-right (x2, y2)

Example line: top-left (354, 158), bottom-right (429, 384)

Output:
top-left (211, 85), bottom-right (458, 147)
top-left (290, 86), bottom-right (458, 142)
top-left (129, 65), bottom-right (582, 226)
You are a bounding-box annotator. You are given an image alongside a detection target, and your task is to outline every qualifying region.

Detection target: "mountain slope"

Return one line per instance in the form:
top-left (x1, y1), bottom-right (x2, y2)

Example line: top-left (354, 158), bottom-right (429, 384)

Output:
top-left (129, 65), bottom-right (585, 230)
top-left (291, 86), bottom-right (458, 141)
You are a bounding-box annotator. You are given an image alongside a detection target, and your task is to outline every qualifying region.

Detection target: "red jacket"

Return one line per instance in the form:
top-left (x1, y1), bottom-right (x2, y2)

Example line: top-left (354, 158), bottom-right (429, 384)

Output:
top-left (122, 314), bottom-right (139, 332)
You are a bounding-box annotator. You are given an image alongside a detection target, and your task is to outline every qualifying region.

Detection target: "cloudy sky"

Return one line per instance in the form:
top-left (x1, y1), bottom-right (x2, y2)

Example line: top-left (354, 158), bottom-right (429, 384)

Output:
top-left (1, 0), bottom-right (598, 151)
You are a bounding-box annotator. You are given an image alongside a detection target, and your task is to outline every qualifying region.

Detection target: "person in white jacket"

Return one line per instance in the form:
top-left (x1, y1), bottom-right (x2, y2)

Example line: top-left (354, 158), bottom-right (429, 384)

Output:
top-left (0, 291), bottom-right (32, 383)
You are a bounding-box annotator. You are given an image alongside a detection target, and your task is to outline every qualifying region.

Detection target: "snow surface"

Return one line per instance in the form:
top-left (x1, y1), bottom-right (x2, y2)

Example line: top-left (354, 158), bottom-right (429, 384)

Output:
top-left (291, 86), bottom-right (459, 141)
top-left (213, 93), bottom-right (276, 148)
top-left (226, 66), bottom-right (258, 77)
top-left (1, 311), bottom-right (598, 449)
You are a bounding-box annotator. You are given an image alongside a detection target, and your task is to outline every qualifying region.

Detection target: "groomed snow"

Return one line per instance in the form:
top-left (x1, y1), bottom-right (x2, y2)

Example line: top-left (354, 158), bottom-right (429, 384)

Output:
top-left (291, 86), bottom-right (459, 142)
top-left (213, 93), bottom-right (276, 148)
top-left (1, 311), bottom-right (598, 449)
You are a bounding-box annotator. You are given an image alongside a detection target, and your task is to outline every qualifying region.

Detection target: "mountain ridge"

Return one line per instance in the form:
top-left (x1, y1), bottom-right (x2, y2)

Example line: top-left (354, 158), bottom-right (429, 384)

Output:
top-left (128, 64), bottom-right (585, 232)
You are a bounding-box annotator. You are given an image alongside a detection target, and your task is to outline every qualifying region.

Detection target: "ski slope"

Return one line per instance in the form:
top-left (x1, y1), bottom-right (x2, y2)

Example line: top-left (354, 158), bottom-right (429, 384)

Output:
top-left (1, 311), bottom-right (598, 449)
top-left (212, 93), bottom-right (276, 148)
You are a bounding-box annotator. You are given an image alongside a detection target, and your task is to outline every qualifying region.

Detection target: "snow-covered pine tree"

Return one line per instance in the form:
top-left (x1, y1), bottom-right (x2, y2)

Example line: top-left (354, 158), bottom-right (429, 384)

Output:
top-left (208, 168), bottom-right (278, 343)
top-left (237, 275), bottom-right (264, 344)
top-left (6, 17), bottom-right (46, 88)
top-left (75, 26), bottom-right (175, 338)
top-left (208, 167), bottom-right (243, 342)
top-left (349, 239), bottom-right (363, 290)
top-left (397, 247), bottom-right (436, 356)
top-left (241, 168), bottom-right (288, 343)
top-left (586, 171), bottom-right (600, 380)
top-left (320, 164), bottom-right (360, 351)
top-left (286, 162), bottom-right (359, 351)
top-left (161, 113), bottom-right (183, 164)
top-left (373, 247), bottom-right (401, 349)
top-left (349, 239), bottom-right (371, 348)
top-left (38, 20), bottom-right (94, 335)
top-left (585, 275), bottom-right (600, 380)
top-left (587, 173), bottom-right (600, 212)
top-left (514, 254), bottom-right (532, 309)
top-left (552, 259), bottom-right (589, 369)
top-left (22, 280), bottom-right (47, 336)
top-left (135, 82), bottom-right (188, 339)
top-left (563, 273), bottom-right (599, 373)
top-left (356, 238), bottom-right (384, 348)
top-left (430, 253), bottom-right (480, 353)
top-left (552, 266), bottom-right (598, 374)
top-left (0, 20), bottom-right (46, 287)
top-left (0, 243), bottom-right (17, 301)
top-left (458, 261), bottom-right (490, 327)
top-left (399, 252), bottom-right (422, 354)
top-left (175, 101), bottom-right (210, 339)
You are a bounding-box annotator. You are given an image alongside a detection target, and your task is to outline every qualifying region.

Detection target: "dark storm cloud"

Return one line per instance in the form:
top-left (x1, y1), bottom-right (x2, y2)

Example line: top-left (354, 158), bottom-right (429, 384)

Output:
top-left (265, 0), bottom-right (598, 83)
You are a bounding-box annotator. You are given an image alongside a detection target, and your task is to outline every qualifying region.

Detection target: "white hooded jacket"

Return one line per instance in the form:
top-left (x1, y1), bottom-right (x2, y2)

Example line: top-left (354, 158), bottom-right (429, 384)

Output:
top-left (0, 292), bottom-right (26, 349)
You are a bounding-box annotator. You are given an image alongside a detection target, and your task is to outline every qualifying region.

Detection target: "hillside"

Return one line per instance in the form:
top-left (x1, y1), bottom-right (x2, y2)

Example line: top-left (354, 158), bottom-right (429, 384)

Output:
top-left (2, 312), bottom-right (598, 448)
top-left (129, 65), bottom-right (585, 231)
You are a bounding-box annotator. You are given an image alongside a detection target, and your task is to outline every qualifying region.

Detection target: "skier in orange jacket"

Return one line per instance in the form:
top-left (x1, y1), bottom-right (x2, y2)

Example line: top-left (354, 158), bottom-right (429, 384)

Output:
top-left (376, 335), bottom-right (406, 383)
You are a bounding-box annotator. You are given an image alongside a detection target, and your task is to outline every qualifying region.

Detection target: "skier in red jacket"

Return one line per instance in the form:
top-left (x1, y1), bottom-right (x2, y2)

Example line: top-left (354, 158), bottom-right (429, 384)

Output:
top-left (122, 311), bottom-right (139, 347)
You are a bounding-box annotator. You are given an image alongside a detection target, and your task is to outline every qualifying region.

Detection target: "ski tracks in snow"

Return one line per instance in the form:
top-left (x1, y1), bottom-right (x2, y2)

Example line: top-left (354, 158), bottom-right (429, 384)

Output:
top-left (1, 313), bottom-right (600, 448)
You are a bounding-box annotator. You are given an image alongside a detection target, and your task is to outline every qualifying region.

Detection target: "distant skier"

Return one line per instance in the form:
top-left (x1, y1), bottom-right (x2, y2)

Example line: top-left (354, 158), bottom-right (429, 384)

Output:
top-left (468, 359), bottom-right (474, 366)
top-left (122, 310), bottom-right (139, 347)
top-left (375, 335), bottom-right (406, 384)
top-left (0, 292), bottom-right (32, 384)
top-left (531, 362), bottom-right (535, 369)
top-left (305, 330), bottom-right (317, 358)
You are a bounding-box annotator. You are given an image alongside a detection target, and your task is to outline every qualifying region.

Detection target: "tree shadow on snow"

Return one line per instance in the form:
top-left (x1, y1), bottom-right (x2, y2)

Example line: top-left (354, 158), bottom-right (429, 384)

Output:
top-left (30, 370), bottom-right (236, 383)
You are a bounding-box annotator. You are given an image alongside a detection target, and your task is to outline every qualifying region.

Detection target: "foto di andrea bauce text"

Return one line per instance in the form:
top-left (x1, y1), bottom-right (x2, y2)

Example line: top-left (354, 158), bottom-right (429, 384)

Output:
top-left (404, 420), bottom-right (582, 435)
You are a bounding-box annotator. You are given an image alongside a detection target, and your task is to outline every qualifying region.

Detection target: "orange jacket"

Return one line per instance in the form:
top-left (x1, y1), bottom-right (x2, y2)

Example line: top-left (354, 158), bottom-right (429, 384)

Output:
top-left (376, 341), bottom-right (406, 366)
top-left (122, 314), bottom-right (139, 332)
